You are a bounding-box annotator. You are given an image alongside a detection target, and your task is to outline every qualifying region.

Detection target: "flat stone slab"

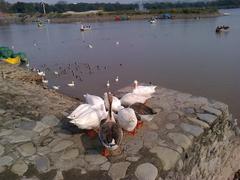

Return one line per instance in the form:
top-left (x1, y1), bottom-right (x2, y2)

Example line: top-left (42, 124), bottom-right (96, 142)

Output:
top-left (11, 160), bottom-right (28, 176)
top-left (41, 115), bottom-right (60, 127)
top-left (17, 142), bottom-right (36, 157)
top-left (33, 122), bottom-right (49, 133)
top-left (35, 156), bottom-right (50, 173)
top-left (0, 129), bottom-right (13, 137)
top-left (180, 123), bottom-right (204, 137)
top-left (85, 154), bottom-right (108, 165)
top-left (108, 162), bottom-right (130, 180)
top-left (168, 133), bottom-right (192, 150)
top-left (202, 106), bottom-right (222, 116)
top-left (8, 135), bottom-right (31, 144)
top-left (150, 146), bottom-right (180, 171)
top-left (197, 113), bottom-right (218, 124)
top-left (0, 156), bottom-right (14, 166)
top-left (51, 140), bottom-right (73, 153)
top-left (60, 149), bottom-right (79, 160)
top-left (135, 163), bottom-right (158, 180)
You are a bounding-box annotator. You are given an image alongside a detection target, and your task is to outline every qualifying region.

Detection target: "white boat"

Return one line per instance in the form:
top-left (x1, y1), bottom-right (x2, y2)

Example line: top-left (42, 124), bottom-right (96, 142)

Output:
top-left (223, 12), bottom-right (230, 16)
top-left (80, 25), bottom-right (91, 31)
top-left (149, 19), bottom-right (157, 24)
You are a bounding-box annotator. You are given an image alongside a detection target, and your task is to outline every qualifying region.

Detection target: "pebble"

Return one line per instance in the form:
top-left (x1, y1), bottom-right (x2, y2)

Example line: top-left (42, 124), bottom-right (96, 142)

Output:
top-left (197, 113), bottom-right (218, 124)
top-left (35, 156), bottom-right (50, 172)
top-left (168, 133), bottom-right (192, 150)
top-left (17, 142), bottom-right (36, 157)
top-left (0, 144), bottom-right (5, 156)
top-left (51, 140), bottom-right (73, 152)
top-left (0, 156), bottom-right (14, 166)
top-left (150, 146), bottom-right (180, 171)
top-left (108, 162), bottom-right (130, 180)
top-left (33, 122), bottom-right (49, 133)
top-left (135, 163), bottom-right (158, 180)
top-left (41, 115), bottom-right (60, 127)
top-left (165, 123), bottom-right (175, 130)
top-left (85, 154), bottom-right (108, 165)
top-left (11, 160), bottom-right (28, 176)
top-left (180, 123), bottom-right (204, 137)
top-left (60, 149), bottom-right (79, 160)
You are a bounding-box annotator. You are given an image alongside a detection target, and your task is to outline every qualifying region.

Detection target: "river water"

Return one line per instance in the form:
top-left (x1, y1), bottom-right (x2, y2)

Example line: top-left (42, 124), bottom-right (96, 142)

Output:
top-left (0, 9), bottom-right (239, 118)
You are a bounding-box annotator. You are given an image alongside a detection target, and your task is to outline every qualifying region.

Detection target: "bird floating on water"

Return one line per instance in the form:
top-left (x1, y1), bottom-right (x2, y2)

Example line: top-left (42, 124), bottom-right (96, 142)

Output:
top-left (115, 76), bottom-right (119, 82)
top-left (106, 80), bottom-right (110, 88)
top-left (37, 70), bottom-right (45, 76)
top-left (54, 71), bottom-right (59, 75)
top-left (53, 86), bottom-right (60, 90)
top-left (88, 44), bottom-right (93, 49)
top-left (116, 41), bottom-right (120, 45)
top-left (68, 81), bottom-right (75, 87)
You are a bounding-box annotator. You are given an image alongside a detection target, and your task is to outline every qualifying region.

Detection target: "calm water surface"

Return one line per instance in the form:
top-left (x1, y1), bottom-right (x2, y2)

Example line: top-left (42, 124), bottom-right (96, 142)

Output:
top-left (0, 9), bottom-right (240, 118)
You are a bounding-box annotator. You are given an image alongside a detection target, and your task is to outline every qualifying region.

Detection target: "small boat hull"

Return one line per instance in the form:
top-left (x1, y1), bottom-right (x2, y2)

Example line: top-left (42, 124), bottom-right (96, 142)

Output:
top-left (3, 56), bottom-right (21, 65)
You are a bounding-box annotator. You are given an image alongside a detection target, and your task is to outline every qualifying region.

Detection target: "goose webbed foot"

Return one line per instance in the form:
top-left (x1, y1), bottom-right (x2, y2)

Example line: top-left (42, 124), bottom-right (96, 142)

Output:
top-left (101, 148), bottom-right (110, 157)
top-left (136, 120), bottom-right (144, 129)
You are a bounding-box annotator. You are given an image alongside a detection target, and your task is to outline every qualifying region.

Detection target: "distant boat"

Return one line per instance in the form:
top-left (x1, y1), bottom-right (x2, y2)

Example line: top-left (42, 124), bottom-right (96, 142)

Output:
top-left (80, 25), bottom-right (91, 31)
top-left (149, 18), bottom-right (157, 24)
top-left (223, 12), bottom-right (230, 16)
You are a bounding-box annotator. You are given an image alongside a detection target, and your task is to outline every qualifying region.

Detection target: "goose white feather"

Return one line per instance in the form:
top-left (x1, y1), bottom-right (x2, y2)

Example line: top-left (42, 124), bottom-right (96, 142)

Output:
top-left (52, 86), bottom-right (60, 90)
top-left (84, 93), bottom-right (105, 108)
top-left (133, 80), bottom-right (156, 96)
top-left (42, 77), bottom-right (48, 84)
top-left (69, 104), bottom-right (107, 130)
top-left (37, 70), bottom-right (45, 76)
top-left (104, 92), bottom-right (123, 112)
top-left (120, 93), bottom-right (151, 106)
top-left (117, 108), bottom-right (137, 132)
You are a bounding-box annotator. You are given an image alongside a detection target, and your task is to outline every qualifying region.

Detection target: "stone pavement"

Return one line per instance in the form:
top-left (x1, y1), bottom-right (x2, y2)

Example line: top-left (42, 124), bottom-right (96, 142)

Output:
top-left (0, 63), bottom-right (239, 180)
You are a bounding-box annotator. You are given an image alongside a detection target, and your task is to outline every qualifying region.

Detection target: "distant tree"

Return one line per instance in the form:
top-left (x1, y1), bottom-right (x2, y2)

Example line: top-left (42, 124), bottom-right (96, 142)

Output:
top-left (0, 0), bottom-right (10, 12)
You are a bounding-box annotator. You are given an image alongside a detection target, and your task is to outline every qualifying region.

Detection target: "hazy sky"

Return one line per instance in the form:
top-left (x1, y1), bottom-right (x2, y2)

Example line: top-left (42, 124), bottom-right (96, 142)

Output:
top-left (6, 0), bottom-right (206, 4)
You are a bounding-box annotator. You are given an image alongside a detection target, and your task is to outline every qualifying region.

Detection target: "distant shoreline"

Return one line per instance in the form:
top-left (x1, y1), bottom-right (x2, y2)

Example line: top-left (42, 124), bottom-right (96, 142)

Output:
top-left (0, 11), bottom-right (221, 25)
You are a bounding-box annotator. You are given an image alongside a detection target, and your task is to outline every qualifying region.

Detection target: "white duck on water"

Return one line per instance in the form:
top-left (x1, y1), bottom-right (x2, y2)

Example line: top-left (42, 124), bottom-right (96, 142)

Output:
top-left (99, 92), bottom-right (123, 156)
top-left (67, 81), bottom-right (75, 87)
top-left (133, 80), bottom-right (156, 96)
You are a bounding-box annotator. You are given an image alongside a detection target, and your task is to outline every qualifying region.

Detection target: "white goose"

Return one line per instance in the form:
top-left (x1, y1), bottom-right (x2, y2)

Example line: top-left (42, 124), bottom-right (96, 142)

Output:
top-left (84, 93), bottom-right (105, 108)
top-left (117, 108), bottom-right (138, 132)
top-left (88, 44), bottom-right (93, 49)
top-left (133, 80), bottom-right (156, 96)
top-left (120, 93), bottom-right (151, 107)
top-left (67, 81), bottom-right (75, 87)
top-left (104, 92), bottom-right (123, 112)
top-left (37, 70), bottom-right (45, 76)
top-left (42, 77), bottom-right (48, 84)
top-left (115, 76), bottom-right (119, 82)
top-left (54, 71), bottom-right (59, 75)
top-left (69, 103), bottom-right (107, 130)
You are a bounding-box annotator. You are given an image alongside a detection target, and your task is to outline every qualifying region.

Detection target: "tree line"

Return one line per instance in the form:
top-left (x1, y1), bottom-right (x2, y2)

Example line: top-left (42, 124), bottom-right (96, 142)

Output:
top-left (0, 0), bottom-right (240, 14)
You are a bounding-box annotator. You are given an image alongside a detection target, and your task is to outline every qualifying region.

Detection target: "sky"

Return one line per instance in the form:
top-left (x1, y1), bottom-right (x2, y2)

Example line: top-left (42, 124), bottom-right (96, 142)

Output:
top-left (6, 0), bottom-right (211, 4)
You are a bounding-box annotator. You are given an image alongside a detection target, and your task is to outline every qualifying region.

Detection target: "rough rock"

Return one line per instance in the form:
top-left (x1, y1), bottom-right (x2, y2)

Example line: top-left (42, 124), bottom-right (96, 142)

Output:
top-left (19, 121), bottom-right (36, 130)
top-left (180, 123), bottom-right (204, 137)
top-left (0, 129), bottom-right (13, 137)
top-left (17, 142), bottom-right (36, 157)
top-left (187, 117), bottom-right (210, 128)
top-left (41, 115), bottom-right (60, 127)
top-left (135, 163), bottom-right (158, 180)
top-left (108, 162), bottom-right (130, 180)
top-left (0, 109), bottom-right (6, 115)
top-left (0, 144), bottom-right (5, 156)
top-left (126, 156), bottom-right (140, 162)
top-left (51, 140), bottom-right (73, 153)
top-left (168, 133), bottom-right (192, 150)
top-left (11, 160), bottom-right (28, 176)
top-left (39, 128), bottom-right (51, 137)
top-left (150, 146), bottom-right (180, 171)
